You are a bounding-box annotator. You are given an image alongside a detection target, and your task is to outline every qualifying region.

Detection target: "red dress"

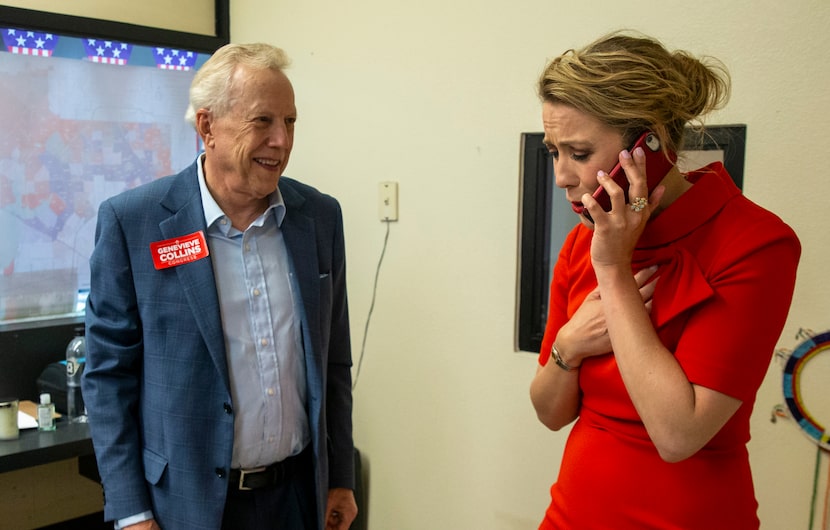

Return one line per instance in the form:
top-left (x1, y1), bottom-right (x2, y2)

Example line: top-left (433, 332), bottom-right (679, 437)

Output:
top-left (538, 163), bottom-right (800, 530)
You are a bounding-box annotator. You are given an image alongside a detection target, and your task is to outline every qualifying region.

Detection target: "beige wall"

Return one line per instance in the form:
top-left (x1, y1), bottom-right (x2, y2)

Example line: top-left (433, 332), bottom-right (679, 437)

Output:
top-left (230, 1), bottom-right (830, 529)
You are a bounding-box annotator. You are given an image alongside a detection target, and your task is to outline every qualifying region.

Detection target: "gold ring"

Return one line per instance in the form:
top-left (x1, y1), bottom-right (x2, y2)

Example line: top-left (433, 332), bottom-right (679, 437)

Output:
top-left (630, 197), bottom-right (648, 212)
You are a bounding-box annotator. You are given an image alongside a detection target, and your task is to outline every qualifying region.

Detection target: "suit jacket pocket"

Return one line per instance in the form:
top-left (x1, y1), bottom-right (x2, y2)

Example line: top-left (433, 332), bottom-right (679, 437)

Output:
top-left (143, 446), bottom-right (169, 485)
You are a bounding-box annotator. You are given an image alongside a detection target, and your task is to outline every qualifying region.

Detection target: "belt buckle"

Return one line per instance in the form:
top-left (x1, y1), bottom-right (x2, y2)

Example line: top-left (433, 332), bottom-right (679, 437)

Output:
top-left (237, 466), bottom-right (267, 491)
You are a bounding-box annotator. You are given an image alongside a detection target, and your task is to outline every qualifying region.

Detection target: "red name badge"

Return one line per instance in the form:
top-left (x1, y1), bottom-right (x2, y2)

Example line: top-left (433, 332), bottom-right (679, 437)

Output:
top-left (150, 231), bottom-right (210, 270)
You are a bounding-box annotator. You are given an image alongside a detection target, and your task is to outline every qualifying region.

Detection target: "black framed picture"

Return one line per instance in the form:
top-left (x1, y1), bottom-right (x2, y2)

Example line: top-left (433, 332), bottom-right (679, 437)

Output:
top-left (515, 125), bottom-right (747, 353)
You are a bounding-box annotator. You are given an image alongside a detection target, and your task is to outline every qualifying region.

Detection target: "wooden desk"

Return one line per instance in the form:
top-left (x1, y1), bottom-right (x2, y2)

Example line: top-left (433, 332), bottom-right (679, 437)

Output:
top-left (0, 420), bottom-right (103, 529)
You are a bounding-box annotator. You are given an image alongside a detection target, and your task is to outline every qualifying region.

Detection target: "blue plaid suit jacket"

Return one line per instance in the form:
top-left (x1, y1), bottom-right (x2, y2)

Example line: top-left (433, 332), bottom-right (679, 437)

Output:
top-left (82, 160), bottom-right (354, 530)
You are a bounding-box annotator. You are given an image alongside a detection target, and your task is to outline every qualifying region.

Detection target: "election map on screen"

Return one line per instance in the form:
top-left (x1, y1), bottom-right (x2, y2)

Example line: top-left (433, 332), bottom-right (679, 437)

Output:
top-left (0, 29), bottom-right (206, 321)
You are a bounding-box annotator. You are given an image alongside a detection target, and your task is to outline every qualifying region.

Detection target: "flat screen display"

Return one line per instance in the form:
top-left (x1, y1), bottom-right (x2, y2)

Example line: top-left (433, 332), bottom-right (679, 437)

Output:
top-left (0, 26), bottom-right (210, 324)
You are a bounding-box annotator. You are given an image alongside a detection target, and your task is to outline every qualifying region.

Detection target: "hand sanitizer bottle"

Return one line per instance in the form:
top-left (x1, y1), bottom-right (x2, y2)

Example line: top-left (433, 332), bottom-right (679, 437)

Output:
top-left (38, 393), bottom-right (56, 431)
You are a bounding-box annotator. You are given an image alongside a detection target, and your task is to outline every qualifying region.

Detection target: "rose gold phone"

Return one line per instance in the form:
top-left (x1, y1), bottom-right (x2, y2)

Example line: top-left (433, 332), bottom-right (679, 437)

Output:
top-left (586, 132), bottom-right (677, 218)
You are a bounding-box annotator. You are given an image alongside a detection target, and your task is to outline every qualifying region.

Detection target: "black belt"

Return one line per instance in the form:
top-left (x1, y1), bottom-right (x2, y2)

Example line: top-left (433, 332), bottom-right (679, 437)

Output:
top-left (228, 446), bottom-right (309, 491)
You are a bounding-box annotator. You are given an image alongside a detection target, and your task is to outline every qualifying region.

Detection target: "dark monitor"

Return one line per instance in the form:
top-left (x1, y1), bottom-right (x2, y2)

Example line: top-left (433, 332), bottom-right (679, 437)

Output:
top-left (0, 4), bottom-right (227, 401)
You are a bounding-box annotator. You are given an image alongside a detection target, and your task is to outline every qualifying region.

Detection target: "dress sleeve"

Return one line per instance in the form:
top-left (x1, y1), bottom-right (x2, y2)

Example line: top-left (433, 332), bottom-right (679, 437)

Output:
top-left (674, 216), bottom-right (800, 402)
top-left (539, 227), bottom-right (583, 366)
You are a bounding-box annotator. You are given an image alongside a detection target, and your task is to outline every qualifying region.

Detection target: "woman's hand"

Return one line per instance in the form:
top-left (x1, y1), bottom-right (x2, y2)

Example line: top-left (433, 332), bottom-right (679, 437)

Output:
top-left (531, 266), bottom-right (658, 430)
top-left (582, 147), bottom-right (665, 270)
top-left (556, 266), bottom-right (658, 366)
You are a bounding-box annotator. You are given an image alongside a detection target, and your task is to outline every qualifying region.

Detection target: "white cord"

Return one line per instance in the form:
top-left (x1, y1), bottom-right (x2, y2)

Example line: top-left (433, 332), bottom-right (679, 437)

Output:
top-left (352, 219), bottom-right (391, 390)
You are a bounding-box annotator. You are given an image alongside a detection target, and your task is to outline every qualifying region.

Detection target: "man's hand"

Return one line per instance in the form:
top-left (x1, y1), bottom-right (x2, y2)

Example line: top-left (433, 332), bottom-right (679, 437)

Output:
top-left (325, 487), bottom-right (358, 530)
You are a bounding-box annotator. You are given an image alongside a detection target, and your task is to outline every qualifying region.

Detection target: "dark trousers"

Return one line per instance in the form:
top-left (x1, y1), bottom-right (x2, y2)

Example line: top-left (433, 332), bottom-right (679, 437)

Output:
top-left (221, 447), bottom-right (317, 530)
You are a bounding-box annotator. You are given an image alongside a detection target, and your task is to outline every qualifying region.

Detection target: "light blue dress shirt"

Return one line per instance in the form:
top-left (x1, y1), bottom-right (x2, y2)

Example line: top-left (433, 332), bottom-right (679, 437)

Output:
top-left (197, 157), bottom-right (310, 469)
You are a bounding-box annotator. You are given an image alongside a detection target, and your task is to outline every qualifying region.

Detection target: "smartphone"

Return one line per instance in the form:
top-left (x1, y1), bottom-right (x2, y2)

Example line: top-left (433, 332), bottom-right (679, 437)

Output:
top-left (586, 131), bottom-right (677, 218)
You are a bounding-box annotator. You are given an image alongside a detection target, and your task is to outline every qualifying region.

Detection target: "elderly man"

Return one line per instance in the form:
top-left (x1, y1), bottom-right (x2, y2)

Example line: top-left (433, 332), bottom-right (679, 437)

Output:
top-left (83, 43), bottom-right (357, 530)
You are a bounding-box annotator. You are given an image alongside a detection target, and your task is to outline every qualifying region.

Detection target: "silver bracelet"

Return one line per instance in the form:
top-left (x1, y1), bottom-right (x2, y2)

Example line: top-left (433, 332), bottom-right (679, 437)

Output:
top-left (551, 344), bottom-right (578, 372)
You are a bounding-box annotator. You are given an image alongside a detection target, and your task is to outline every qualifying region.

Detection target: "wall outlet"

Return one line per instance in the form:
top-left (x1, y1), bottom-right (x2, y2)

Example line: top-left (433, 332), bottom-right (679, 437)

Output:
top-left (378, 181), bottom-right (399, 221)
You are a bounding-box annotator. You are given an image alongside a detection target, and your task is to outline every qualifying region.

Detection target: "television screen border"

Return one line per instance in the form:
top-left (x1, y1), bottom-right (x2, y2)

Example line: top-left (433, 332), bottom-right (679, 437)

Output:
top-left (515, 125), bottom-right (747, 353)
top-left (0, 2), bottom-right (229, 54)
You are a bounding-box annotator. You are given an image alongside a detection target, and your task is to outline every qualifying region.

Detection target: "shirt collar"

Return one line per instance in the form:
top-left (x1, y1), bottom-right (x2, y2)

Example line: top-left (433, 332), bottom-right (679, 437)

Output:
top-left (196, 153), bottom-right (287, 232)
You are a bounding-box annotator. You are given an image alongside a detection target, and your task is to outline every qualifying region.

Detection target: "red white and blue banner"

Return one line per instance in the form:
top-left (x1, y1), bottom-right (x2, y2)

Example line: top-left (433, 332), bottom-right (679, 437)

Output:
top-left (153, 48), bottom-right (198, 70)
top-left (1, 26), bottom-right (206, 71)
top-left (83, 39), bottom-right (134, 65)
top-left (2, 28), bottom-right (58, 56)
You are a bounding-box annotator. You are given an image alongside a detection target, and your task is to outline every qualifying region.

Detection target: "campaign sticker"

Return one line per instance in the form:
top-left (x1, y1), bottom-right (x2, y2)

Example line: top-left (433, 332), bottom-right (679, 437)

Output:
top-left (150, 231), bottom-right (209, 270)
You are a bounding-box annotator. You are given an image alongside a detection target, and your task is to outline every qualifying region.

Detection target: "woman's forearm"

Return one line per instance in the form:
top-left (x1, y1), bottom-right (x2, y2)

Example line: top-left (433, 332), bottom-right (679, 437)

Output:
top-left (596, 264), bottom-right (740, 462)
top-left (530, 352), bottom-right (581, 431)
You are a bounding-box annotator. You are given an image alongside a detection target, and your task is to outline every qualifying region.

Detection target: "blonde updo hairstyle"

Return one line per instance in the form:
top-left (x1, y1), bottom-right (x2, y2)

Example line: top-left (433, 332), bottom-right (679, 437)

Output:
top-left (538, 31), bottom-right (731, 157)
top-left (185, 42), bottom-right (291, 127)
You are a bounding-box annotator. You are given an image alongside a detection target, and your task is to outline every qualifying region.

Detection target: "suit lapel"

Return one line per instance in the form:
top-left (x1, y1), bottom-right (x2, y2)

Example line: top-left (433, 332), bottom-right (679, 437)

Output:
top-left (281, 182), bottom-right (320, 355)
top-left (280, 181), bottom-right (324, 426)
top-left (158, 165), bottom-right (229, 387)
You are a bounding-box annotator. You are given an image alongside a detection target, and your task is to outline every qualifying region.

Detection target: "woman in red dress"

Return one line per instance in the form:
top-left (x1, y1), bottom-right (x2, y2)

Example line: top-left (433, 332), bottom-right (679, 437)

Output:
top-left (529, 31), bottom-right (800, 530)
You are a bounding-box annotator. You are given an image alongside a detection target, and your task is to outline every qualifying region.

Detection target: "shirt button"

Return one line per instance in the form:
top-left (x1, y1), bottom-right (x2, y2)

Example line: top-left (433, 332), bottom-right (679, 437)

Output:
top-left (253, 288), bottom-right (261, 296)
top-left (267, 388), bottom-right (275, 396)
top-left (215, 468), bottom-right (226, 478)
top-left (260, 338), bottom-right (268, 347)
top-left (223, 403), bottom-right (233, 414)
